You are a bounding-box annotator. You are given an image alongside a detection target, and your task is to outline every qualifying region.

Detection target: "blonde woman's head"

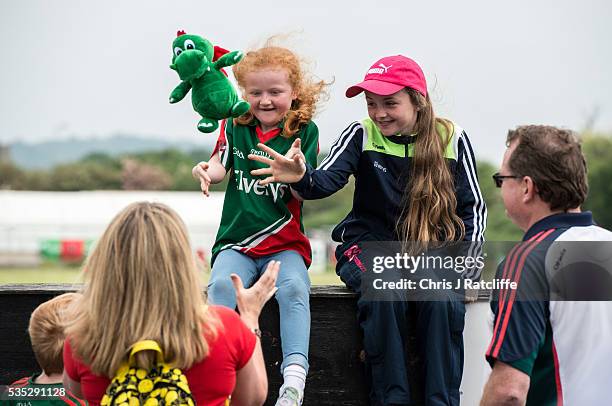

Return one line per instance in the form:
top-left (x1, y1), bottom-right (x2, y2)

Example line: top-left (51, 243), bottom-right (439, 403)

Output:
top-left (67, 202), bottom-right (215, 377)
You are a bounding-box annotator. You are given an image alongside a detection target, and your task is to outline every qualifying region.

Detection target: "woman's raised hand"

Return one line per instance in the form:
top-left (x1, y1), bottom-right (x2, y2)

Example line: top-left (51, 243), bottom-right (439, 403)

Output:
top-left (248, 139), bottom-right (307, 185)
top-left (230, 260), bottom-right (280, 328)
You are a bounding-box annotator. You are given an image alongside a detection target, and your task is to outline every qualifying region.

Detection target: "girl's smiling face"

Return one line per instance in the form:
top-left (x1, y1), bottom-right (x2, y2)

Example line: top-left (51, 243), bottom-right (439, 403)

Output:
top-left (243, 68), bottom-right (297, 133)
top-left (365, 89), bottom-right (418, 136)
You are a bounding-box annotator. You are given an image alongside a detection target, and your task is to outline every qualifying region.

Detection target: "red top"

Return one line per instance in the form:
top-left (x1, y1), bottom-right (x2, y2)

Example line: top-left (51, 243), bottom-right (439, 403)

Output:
top-left (63, 306), bottom-right (256, 406)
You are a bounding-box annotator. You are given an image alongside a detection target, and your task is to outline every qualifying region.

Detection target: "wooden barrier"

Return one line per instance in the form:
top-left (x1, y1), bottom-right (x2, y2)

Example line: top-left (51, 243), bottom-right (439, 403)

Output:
top-left (0, 284), bottom-right (490, 405)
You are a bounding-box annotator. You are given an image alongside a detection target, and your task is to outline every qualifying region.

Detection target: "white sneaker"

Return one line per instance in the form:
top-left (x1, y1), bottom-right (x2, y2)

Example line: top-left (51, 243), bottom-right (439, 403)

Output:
top-left (275, 386), bottom-right (303, 406)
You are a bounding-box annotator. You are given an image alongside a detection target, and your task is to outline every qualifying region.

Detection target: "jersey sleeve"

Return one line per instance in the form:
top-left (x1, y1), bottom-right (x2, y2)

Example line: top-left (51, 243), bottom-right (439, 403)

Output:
top-left (299, 121), bottom-right (320, 168)
top-left (506, 348), bottom-right (540, 376)
top-left (454, 130), bottom-right (487, 243)
top-left (485, 243), bottom-right (550, 373)
top-left (212, 119), bottom-right (234, 171)
top-left (291, 121), bottom-right (363, 199)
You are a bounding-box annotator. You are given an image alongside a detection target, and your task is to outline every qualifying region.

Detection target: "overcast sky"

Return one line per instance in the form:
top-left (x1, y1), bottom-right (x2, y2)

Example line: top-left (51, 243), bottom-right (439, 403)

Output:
top-left (1, 0), bottom-right (611, 164)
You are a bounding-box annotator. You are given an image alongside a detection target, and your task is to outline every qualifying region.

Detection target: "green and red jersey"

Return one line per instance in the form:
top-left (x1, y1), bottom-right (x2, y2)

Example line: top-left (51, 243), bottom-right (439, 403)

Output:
top-left (210, 119), bottom-right (319, 266)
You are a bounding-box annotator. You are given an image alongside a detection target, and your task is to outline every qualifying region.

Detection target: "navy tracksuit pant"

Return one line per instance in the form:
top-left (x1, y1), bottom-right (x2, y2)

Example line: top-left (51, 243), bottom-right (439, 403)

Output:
top-left (336, 244), bottom-right (465, 406)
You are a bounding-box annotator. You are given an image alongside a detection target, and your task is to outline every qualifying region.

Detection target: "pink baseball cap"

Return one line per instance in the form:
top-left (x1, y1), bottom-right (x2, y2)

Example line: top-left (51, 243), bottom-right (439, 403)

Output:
top-left (345, 55), bottom-right (427, 98)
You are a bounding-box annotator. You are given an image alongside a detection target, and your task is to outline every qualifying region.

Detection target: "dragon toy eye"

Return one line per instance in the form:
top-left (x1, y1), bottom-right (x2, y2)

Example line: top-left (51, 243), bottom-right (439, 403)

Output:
top-left (174, 47), bottom-right (183, 56)
top-left (184, 39), bottom-right (195, 50)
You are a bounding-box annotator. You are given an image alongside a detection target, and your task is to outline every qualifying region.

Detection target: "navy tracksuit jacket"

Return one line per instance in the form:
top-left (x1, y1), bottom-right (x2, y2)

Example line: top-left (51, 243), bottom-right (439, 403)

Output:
top-left (292, 118), bottom-right (487, 405)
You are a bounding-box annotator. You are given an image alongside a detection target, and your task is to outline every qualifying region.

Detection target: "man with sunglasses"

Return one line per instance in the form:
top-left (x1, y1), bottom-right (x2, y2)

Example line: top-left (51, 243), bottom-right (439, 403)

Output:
top-left (480, 125), bottom-right (612, 405)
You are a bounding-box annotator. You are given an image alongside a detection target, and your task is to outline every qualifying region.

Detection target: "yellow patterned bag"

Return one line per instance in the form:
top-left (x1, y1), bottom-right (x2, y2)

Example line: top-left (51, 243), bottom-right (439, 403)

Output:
top-left (101, 340), bottom-right (194, 406)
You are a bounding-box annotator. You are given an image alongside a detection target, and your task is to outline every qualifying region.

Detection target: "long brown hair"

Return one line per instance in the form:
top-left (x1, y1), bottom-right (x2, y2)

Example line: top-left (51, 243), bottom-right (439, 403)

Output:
top-left (66, 202), bottom-right (217, 377)
top-left (396, 88), bottom-right (465, 243)
top-left (233, 44), bottom-right (328, 137)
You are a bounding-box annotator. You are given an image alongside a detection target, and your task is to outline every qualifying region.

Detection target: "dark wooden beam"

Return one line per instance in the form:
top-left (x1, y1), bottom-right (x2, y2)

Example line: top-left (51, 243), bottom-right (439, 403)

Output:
top-left (0, 284), bottom-right (490, 405)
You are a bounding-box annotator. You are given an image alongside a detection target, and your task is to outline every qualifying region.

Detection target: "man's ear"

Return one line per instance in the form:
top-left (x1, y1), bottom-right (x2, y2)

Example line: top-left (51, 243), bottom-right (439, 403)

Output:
top-left (522, 176), bottom-right (538, 203)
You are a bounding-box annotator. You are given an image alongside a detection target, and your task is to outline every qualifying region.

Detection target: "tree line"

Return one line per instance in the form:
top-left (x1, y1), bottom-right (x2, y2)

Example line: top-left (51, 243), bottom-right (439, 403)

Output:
top-left (0, 148), bottom-right (227, 192)
top-left (1, 132), bottom-right (611, 240)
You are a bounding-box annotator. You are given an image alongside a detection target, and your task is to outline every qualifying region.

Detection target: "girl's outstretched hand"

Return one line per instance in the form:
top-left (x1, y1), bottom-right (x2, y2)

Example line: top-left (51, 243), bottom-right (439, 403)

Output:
top-left (192, 161), bottom-right (212, 197)
top-left (248, 139), bottom-right (306, 185)
top-left (231, 260), bottom-right (280, 328)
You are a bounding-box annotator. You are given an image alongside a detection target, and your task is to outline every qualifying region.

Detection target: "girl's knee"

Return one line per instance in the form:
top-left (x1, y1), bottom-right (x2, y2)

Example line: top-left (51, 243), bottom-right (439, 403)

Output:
top-left (419, 300), bottom-right (465, 333)
top-left (207, 278), bottom-right (236, 307)
top-left (420, 300), bottom-right (455, 315)
top-left (276, 278), bottom-right (310, 303)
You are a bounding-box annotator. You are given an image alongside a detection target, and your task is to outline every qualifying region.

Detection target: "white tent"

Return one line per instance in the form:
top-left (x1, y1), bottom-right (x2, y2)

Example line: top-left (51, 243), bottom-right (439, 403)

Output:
top-left (0, 191), bottom-right (224, 257)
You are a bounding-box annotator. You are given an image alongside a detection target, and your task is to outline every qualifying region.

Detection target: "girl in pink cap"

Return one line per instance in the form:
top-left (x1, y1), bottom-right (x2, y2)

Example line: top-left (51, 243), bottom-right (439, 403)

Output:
top-left (249, 55), bottom-right (487, 405)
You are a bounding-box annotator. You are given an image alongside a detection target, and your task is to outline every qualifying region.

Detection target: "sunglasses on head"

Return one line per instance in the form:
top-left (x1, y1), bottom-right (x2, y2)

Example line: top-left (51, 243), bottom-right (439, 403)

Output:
top-left (492, 172), bottom-right (521, 188)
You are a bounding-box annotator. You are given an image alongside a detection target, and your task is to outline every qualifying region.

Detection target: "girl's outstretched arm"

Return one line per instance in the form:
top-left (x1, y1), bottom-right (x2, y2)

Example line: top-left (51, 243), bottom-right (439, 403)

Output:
top-left (192, 154), bottom-right (227, 197)
top-left (249, 121), bottom-right (363, 200)
top-left (249, 139), bottom-right (307, 184)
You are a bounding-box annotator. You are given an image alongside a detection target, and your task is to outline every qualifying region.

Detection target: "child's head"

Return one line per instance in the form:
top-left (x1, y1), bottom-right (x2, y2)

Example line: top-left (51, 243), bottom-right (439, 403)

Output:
top-left (346, 55), bottom-right (427, 99)
top-left (68, 202), bottom-right (214, 377)
top-left (29, 292), bottom-right (80, 376)
top-left (348, 55), bottom-right (465, 242)
top-left (233, 45), bottom-right (327, 137)
top-left (346, 55), bottom-right (430, 137)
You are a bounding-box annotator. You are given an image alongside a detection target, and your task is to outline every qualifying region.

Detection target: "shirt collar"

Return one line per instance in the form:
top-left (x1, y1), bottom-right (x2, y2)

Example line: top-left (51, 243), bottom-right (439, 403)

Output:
top-left (387, 134), bottom-right (417, 145)
top-left (255, 126), bottom-right (282, 143)
top-left (250, 117), bottom-right (286, 143)
top-left (523, 211), bottom-right (594, 241)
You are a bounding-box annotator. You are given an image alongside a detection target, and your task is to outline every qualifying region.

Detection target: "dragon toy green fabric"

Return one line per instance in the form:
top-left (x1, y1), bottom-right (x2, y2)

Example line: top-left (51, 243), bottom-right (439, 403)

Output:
top-left (169, 31), bottom-right (250, 133)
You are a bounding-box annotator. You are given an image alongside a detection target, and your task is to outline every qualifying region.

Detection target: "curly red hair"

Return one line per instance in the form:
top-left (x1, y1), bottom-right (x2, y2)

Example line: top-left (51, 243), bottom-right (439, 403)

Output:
top-left (233, 45), bottom-right (328, 137)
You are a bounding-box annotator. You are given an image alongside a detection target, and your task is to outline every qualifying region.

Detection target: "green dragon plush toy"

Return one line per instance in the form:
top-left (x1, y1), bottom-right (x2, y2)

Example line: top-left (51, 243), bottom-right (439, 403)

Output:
top-left (169, 31), bottom-right (250, 133)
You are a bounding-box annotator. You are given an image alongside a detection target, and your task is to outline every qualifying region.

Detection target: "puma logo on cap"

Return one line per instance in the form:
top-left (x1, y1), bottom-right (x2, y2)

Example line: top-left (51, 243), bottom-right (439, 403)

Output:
top-left (367, 63), bottom-right (393, 75)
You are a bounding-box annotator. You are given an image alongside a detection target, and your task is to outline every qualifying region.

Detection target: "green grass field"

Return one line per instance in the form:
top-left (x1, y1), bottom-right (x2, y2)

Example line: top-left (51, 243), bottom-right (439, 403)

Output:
top-left (0, 265), bottom-right (343, 285)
